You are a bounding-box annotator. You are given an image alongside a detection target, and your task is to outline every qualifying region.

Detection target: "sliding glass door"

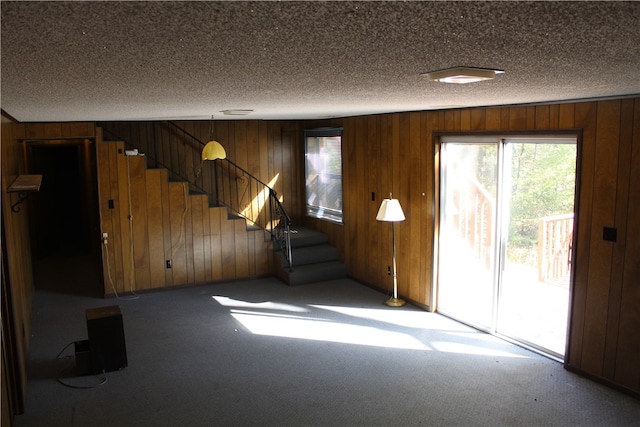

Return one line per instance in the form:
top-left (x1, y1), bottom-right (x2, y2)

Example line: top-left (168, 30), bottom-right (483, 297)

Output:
top-left (438, 136), bottom-right (577, 358)
top-left (438, 142), bottom-right (498, 330)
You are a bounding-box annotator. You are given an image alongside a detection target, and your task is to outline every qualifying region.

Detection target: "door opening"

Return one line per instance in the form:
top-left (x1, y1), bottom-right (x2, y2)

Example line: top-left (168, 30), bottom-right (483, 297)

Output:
top-left (27, 140), bottom-right (102, 297)
top-left (437, 135), bottom-right (577, 359)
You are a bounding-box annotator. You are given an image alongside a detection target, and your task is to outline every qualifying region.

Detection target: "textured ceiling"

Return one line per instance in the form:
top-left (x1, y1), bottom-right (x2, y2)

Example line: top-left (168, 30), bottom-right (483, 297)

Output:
top-left (2, 1), bottom-right (640, 122)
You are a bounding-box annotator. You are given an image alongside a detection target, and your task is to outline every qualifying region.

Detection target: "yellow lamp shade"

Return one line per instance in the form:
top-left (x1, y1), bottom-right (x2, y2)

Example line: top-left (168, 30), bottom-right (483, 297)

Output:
top-left (201, 140), bottom-right (227, 161)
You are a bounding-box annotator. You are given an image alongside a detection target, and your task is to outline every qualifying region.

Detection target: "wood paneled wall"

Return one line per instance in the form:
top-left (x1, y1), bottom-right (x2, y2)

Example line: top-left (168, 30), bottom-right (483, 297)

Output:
top-left (96, 136), bottom-right (274, 295)
top-left (1, 119), bottom-right (97, 422)
top-left (2, 98), bottom-right (638, 415)
top-left (1, 115), bottom-right (31, 422)
top-left (302, 99), bottom-right (640, 396)
top-left (100, 120), bottom-right (303, 224)
top-left (173, 120), bottom-right (304, 222)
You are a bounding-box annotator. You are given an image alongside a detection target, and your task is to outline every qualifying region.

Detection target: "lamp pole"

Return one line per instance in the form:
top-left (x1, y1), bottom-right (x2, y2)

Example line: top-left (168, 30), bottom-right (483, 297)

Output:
top-left (386, 219), bottom-right (405, 306)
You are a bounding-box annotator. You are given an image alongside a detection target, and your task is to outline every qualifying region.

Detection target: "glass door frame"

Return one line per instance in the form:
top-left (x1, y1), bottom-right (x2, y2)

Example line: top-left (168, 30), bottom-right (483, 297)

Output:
top-left (432, 131), bottom-right (582, 361)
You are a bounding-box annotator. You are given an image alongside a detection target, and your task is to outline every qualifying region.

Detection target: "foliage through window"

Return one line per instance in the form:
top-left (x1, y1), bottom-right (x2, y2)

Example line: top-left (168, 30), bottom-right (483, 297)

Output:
top-left (304, 128), bottom-right (343, 223)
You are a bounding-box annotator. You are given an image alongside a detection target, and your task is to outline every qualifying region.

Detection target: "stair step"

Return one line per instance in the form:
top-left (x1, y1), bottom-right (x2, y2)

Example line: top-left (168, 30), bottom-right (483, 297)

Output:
top-left (281, 244), bottom-right (338, 268)
top-left (284, 261), bottom-right (348, 286)
top-left (287, 227), bottom-right (329, 248)
top-left (228, 213), bottom-right (244, 220)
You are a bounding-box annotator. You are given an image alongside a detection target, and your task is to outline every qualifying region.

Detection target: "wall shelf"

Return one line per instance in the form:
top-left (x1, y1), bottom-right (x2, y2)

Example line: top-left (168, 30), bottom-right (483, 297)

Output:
top-left (8, 174), bottom-right (42, 213)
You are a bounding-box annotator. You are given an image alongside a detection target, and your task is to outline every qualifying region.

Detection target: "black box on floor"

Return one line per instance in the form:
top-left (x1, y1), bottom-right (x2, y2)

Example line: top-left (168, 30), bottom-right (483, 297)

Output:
top-left (86, 305), bottom-right (127, 374)
top-left (74, 339), bottom-right (91, 375)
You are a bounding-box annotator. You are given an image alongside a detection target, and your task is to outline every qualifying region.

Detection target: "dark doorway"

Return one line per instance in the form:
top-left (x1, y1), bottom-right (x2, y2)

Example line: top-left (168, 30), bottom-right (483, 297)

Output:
top-left (31, 145), bottom-right (85, 256)
top-left (28, 141), bottom-right (102, 297)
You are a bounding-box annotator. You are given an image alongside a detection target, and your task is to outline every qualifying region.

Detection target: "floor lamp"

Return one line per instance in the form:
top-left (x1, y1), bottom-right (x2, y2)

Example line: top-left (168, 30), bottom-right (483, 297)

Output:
top-left (376, 193), bottom-right (406, 307)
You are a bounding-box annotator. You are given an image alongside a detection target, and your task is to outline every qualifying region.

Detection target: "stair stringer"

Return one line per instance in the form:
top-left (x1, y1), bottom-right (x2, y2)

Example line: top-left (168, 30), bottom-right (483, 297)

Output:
top-left (98, 139), bottom-right (273, 296)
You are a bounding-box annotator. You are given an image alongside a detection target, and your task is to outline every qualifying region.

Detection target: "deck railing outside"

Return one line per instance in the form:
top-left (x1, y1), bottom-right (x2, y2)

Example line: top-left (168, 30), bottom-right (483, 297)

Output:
top-left (452, 174), bottom-right (496, 269)
top-left (537, 213), bottom-right (573, 282)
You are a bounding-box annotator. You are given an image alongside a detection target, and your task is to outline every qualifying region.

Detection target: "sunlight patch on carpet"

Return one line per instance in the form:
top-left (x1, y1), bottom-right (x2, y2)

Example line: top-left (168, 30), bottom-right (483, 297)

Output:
top-left (230, 311), bottom-right (429, 350)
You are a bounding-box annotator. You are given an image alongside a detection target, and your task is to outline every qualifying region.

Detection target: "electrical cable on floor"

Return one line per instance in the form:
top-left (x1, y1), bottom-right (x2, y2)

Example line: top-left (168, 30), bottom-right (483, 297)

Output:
top-left (55, 342), bottom-right (108, 389)
top-left (103, 238), bottom-right (138, 300)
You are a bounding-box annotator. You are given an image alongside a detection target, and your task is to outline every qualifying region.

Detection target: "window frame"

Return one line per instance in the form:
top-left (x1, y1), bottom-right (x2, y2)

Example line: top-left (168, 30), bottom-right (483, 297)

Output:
top-left (303, 127), bottom-right (344, 224)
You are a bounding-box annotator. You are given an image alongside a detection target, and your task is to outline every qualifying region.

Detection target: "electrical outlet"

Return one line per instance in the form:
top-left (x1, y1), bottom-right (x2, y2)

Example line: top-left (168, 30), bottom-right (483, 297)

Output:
top-left (102, 232), bottom-right (108, 240)
top-left (387, 266), bottom-right (391, 275)
top-left (603, 226), bottom-right (617, 242)
top-left (166, 260), bottom-right (172, 269)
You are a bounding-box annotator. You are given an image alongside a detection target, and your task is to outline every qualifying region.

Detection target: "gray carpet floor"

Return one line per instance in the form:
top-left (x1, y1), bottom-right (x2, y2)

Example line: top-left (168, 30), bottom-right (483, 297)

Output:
top-left (14, 254), bottom-right (640, 427)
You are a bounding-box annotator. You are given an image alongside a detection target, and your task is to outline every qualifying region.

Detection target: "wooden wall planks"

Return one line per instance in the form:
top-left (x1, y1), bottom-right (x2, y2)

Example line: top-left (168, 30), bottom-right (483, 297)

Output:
top-left (3, 99), bottom-right (637, 403)
top-left (2, 119), bottom-right (97, 418)
top-left (96, 135), bottom-right (274, 296)
top-left (306, 98), bottom-right (639, 395)
top-left (1, 116), bottom-right (32, 417)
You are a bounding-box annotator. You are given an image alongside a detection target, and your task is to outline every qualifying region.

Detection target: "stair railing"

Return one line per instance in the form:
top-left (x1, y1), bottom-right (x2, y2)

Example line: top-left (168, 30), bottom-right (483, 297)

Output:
top-left (99, 121), bottom-right (293, 269)
top-left (210, 157), bottom-right (293, 270)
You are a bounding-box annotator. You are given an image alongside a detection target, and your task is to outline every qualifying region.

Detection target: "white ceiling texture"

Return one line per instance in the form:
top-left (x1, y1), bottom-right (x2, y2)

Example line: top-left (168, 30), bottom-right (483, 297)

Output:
top-left (2, 1), bottom-right (639, 122)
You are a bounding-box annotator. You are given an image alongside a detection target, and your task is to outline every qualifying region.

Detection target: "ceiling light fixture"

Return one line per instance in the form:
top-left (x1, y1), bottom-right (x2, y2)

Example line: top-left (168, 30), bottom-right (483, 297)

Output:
top-left (424, 67), bottom-right (504, 84)
top-left (221, 109), bottom-right (254, 116)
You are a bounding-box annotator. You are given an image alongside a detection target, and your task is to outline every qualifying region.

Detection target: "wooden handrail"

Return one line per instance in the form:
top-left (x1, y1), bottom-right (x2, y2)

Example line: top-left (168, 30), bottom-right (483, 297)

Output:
top-left (452, 168), bottom-right (495, 268)
top-left (538, 213), bottom-right (573, 282)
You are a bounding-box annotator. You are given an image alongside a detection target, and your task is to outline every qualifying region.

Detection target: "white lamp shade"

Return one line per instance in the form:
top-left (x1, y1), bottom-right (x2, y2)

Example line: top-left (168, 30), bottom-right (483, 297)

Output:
top-left (376, 198), bottom-right (405, 222)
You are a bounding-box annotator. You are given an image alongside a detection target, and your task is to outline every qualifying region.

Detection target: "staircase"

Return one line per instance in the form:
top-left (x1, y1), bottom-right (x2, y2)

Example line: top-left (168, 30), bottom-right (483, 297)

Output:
top-left (274, 227), bottom-right (348, 286)
top-left (100, 121), bottom-right (347, 286)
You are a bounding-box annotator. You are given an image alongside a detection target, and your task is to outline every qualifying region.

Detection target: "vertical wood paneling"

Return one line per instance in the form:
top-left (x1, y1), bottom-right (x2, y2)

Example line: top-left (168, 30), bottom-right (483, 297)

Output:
top-left (253, 233), bottom-right (267, 277)
top-left (367, 115), bottom-right (380, 285)
top-left (116, 144), bottom-right (134, 293)
top-left (106, 143), bottom-right (124, 292)
top-left (535, 105), bottom-right (550, 129)
top-left (184, 191), bottom-right (195, 285)
top-left (355, 117), bottom-right (368, 281)
top-left (460, 109), bottom-right (471, 131)
top-left (407, 112), bottom-right (422, 301)
top-left (559, 103), bottom-right (575, 128)
top-left (168, 182), bottom-right (188, 285)
top-left (130, 156), bottom-right (151, 290)
top-left (376, 115), bottom-right (393, 289)
top-left (234, 122), bottom-right (248, 170)
top-left (221, 215), bottom-right (236, 280)
top-left (247, 227), bottom-right (256, 277)
top-left (581, 100), bottom-right (620, 374)
top-left (209, 207), bottom-right (223, 282)
top-left (420, 111), bottom-right (438, 305)
top-left (615, 98), bottom-right (640, 389)
top-left (146, 168), bottom-right (166, 288)
top-left (161, 167), bottom-right (173, 287)
top-left (1, 117), bottom-right (32, 413)
top-left (89, 102), bottom-right (640, 397)
top-left (470, 109), bottom-right (485, 130)
top-left (280, 124), bottom-right (293, 216)
top-left (486, 108), bottom-right (502, 130)
top-left (568, 102), bottom-right (597, 366)
top-left (202, 196), bottom-right (213, 282)
top-left (342, 117), bottom-right (356, 276)
top-left (509, 107), bottom-right (527, 129)
top-left (191, 194), bottom-right (206, 284)
top-left (526, 106), bottom-right (536, 128)
top-left (234, 220), bottom-right (249, 278)
top-left (603, 99), bottom-right (634, 378)
top-left (329, 99), bottom-right (640, 395)
top-left (549, 104), bottom-right (560, 128)
top-left (397, 113), bottom-right (412, 296)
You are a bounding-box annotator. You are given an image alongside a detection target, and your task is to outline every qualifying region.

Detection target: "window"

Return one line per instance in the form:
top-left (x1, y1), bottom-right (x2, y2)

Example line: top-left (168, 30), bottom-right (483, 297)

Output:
top-left (304, 128), bottom-right (343, 223)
